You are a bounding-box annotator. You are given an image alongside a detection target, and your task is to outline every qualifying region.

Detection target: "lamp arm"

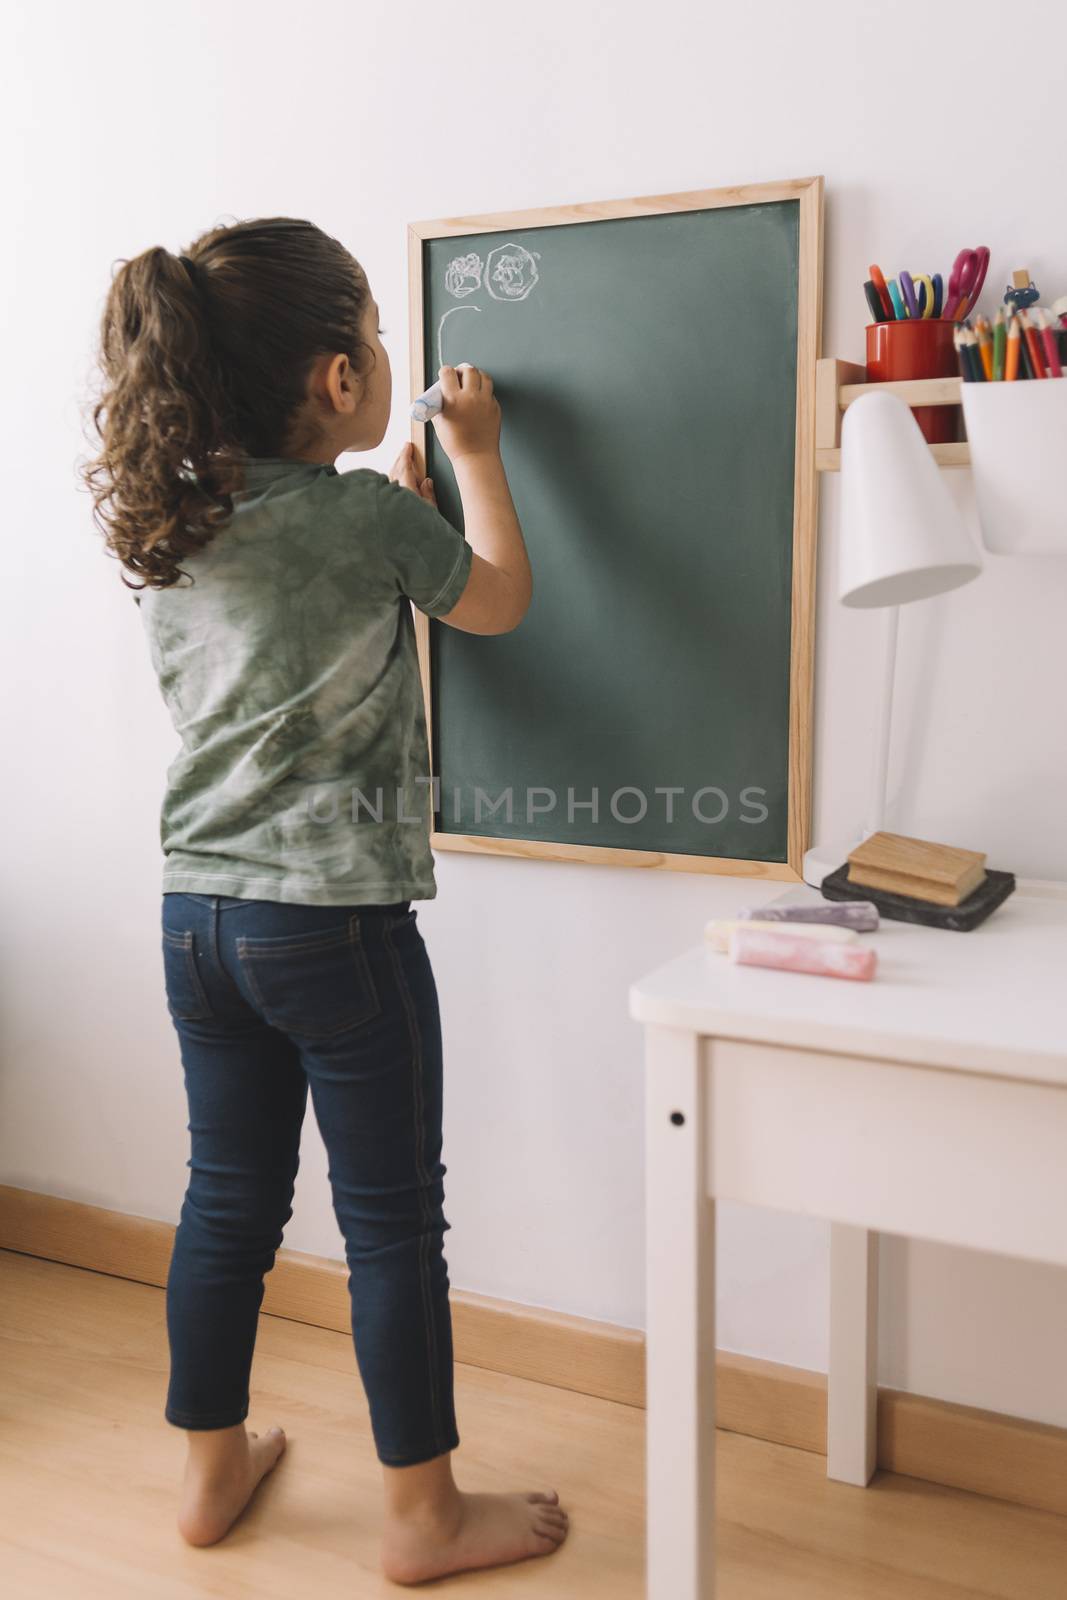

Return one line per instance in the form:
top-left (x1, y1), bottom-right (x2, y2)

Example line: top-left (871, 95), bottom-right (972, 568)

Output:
top-left (863, 604), bottom-right (900, 840)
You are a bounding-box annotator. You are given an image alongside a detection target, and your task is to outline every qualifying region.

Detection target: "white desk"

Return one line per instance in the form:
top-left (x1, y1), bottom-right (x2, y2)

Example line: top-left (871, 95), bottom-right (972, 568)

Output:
top-left (629, 882), bottom-right (1067, 1600)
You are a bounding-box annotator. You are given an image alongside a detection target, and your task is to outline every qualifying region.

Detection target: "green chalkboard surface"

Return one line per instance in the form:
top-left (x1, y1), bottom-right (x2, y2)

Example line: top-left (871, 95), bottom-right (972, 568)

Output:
top-left (415, 185), bottom-right (820, 872)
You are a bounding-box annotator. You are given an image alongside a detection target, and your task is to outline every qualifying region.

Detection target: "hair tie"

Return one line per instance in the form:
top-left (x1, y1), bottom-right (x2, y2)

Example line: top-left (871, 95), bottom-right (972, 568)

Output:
top-left (178, 253), bottom-right (196, 275)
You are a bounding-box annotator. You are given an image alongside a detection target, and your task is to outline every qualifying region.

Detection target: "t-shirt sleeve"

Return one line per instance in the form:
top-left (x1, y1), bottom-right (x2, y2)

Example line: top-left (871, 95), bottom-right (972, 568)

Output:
top-left (374, 476), bottom-right (473, 618)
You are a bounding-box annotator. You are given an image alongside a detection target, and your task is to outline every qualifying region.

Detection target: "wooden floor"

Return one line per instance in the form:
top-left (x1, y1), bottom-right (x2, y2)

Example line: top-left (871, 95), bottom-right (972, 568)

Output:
top-left (2, 1251), bottom-right (1065, 1598)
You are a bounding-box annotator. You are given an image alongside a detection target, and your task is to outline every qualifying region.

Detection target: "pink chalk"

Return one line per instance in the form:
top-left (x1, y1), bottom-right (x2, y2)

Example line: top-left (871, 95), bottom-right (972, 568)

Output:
top-left (729, 926), bottom-right (877, 982)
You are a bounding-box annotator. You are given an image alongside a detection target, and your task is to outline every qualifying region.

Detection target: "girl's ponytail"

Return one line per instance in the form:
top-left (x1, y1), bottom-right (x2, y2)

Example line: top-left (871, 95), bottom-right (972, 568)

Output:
top-left (85, 245), bottom-right (238, 589)
top-left (84, 219), bottom-right (372, 590)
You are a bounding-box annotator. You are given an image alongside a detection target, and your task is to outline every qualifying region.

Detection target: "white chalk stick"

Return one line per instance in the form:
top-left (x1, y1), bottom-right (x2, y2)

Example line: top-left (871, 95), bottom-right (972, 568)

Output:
top-left (411, 363), bottom-right (475, 423)
top-left (729, 927), bottom-right (878, 982)
top-left (705, 918), bottom-right (858, 954)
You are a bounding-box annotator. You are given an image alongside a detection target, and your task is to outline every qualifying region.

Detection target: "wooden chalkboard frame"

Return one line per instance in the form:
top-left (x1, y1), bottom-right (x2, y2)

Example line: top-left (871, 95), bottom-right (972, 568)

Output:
top-left (408, 177), bottom-right (824, 881)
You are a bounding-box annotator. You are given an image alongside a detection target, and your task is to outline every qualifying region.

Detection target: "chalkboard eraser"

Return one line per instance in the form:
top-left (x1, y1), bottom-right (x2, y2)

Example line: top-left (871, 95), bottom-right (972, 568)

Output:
top-left (729, 926), bottom-right (878, 982)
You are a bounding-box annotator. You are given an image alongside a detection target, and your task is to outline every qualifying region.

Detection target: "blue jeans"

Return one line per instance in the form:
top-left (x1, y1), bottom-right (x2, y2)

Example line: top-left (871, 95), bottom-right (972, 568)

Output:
top-left (160, 892), bottom-right (460, 1468)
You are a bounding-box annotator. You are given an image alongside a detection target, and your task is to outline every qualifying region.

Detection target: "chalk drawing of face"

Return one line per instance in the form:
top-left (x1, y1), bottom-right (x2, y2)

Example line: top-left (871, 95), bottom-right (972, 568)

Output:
top-left (445, 253), bottom-right (483, 298)
top-left (486, 243), bottom-right (540, 301)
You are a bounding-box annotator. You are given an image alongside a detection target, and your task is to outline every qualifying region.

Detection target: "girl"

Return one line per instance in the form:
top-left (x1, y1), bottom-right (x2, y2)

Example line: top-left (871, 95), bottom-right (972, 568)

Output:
top-left (84, 216), bottom-right (567, 1585)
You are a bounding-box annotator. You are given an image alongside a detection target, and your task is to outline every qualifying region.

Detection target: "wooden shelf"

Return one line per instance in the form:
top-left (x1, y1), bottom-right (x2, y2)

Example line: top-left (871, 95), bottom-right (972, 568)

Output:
top-left (816, 441), bottom-right (971, 472)
top-left (839, 375), bottom-right (962, 408)
top-left (815, 358), bottom-right (970, 472)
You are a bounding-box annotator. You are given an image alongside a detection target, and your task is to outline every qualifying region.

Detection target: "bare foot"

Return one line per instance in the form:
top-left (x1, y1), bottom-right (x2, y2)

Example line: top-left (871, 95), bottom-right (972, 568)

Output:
top-left (177, 1425), bottom-right (286, 1547)
top-left (381, 1487), bottom-right (569, 1585)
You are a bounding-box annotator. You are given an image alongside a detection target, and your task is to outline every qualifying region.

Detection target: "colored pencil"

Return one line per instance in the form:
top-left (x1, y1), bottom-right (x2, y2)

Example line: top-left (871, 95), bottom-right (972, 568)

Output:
top-left (1017, 315), bottom-right (1035, 379)
top-left (1019, 310), bottom-right (1047, 378)
top-left (952, 325), bottom-right (965, 377)
top-left (958, 326), bottom-right (975, 381)
top-left (1036, 308), bottom-right (1063, 377)
top-left (954, 325), bottom-right (983, 381)
top-left (975, 317), bottom-right (994, 381)
top-left (972, 328), bottom-right (987, 380)
top-left (970, 327), bottom-right (986, 381)
top-left (1005, 314), bottom-right (1020, 381)
top-left (992, 309), bottom-right (1006, 380)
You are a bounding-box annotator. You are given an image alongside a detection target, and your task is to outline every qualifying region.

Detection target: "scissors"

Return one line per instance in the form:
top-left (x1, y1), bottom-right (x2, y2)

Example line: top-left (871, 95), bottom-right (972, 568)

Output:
top-left (943, 247), bottom-right (990, 321)
top-left (868, 263), bottom-right (895, 319)
top-left (898, 270), bottom-right (921, 319)
top-left (911, 273), bottom-right (936, 318)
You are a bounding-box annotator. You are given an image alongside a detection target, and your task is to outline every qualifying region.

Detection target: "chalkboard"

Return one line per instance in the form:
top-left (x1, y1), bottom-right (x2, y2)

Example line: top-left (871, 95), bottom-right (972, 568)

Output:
top-left (409, 181), bottom-right (822, 877)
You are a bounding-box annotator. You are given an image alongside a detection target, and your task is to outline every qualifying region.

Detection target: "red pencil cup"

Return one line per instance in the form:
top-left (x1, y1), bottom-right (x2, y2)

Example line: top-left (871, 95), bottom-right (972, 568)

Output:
top-left (865, 319), bottom-right (962, 444)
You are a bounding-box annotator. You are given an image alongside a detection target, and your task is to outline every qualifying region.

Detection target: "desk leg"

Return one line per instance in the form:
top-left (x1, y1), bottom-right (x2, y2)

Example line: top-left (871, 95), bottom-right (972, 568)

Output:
top-left (645, 1025), bottom-right (716, 1600)
top-left (827, 1222), bottom-right (879, 1485)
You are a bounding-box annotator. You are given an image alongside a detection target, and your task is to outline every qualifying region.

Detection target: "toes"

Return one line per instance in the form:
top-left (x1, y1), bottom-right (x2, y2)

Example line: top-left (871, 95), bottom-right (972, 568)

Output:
top-left (526, 1490), bottom-right (559, 1505)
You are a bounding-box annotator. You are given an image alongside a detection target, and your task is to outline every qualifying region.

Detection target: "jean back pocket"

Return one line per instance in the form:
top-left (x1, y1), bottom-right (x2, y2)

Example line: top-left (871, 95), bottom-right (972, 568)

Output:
top-left (162, 928), bottom-right (214, 1021)
top-left (236, 918), bottom-right (381, 1039)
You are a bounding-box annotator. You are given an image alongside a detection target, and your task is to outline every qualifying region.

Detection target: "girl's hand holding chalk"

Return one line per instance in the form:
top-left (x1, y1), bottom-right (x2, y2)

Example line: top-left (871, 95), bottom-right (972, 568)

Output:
top-left (410, 362), bottom-right (471, 423)
top-left (428, 363), bottom-right (501, 465)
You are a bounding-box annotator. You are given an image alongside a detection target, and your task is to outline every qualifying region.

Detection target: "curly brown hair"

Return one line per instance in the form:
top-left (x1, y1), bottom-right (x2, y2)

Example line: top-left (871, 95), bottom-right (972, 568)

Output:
top-left (83, 217), bottom-right (372, 590)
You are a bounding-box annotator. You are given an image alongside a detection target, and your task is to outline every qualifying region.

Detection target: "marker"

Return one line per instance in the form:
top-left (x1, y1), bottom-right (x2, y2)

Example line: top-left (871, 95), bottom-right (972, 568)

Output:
top-left (411, 363), bottom-right (475, 422)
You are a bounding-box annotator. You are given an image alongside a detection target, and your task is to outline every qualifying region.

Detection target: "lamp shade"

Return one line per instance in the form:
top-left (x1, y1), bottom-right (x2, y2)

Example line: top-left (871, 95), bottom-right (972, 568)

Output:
top-left (838, 391), bottom-right (982, 608)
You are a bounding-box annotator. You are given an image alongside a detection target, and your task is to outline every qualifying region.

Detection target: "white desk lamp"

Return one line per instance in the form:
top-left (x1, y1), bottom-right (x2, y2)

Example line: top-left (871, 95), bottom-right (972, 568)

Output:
top-left (803, 390), bottom-right (983, 888)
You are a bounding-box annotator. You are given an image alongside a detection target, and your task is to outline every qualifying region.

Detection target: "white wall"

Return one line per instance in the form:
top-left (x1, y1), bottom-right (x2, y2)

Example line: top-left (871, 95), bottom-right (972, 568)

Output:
top-left (3, 0), bottom-right (1066, 1427)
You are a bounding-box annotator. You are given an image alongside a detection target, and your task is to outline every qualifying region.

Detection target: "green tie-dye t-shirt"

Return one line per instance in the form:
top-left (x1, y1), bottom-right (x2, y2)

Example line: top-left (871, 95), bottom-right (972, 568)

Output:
top-left (136, 459), bottom-right (472, 906)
